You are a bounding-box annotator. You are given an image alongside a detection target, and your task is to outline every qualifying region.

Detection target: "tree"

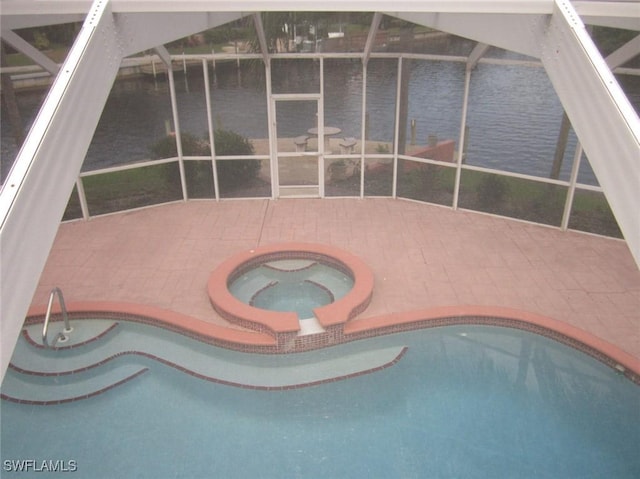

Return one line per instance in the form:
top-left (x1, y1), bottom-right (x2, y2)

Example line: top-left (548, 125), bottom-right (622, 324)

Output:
top-left (149, 130), bottom-right (261, 192)
top-left (212, 129), bottom-right (261, 189)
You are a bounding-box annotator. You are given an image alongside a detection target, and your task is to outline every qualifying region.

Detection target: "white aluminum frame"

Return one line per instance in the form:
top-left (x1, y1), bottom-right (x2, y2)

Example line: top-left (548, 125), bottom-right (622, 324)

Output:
top-left (271, 94), bottom-right (323, 198)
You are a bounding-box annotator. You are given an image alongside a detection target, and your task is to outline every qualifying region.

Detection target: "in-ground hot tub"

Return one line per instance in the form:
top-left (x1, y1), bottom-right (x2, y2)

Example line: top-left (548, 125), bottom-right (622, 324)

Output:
top-left (208, 243), bottom-right (374, 338)
top-left (228, 258), bottom-right (354, 319)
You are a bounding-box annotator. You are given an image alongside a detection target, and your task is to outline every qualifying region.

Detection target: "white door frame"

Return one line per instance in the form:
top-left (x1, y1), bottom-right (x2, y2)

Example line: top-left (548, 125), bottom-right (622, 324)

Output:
top-left (270, 93), bottom-right (325, 197)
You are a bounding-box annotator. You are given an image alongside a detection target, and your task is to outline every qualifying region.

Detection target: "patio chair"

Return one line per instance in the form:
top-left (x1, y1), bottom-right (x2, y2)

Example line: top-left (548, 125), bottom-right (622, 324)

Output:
top-left (339, 137), bottom-right (357, 154)
top-left (294, 135), bottom-right (309, 152)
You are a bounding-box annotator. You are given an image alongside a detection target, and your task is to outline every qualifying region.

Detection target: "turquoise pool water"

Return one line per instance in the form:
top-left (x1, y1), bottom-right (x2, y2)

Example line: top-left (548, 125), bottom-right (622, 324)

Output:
top-left (228, 259), bottom-right (354, 319)
top-left (1, 323), bottom-right (639, 478)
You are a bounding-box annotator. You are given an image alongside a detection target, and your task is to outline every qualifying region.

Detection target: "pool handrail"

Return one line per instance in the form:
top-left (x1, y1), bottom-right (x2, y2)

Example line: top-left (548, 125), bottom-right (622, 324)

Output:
top-left (42, 287), bottom-right (73, 348)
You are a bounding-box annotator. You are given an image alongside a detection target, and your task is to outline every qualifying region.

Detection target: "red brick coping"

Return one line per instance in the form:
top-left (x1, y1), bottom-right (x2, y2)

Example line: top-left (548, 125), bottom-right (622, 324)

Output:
top-left (346, 306), bottom-right (640, 384)
top-left (207, 242), bottom-right (375, 335)
top-left (25, 300), bottom-right (640, 384)
top-left (26, 301), bottom-right (278, 350)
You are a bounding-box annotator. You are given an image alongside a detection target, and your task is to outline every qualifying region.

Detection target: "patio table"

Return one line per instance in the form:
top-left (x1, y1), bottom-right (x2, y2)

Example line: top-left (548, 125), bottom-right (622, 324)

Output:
top-left (307, 126), bottom-right (342, 153)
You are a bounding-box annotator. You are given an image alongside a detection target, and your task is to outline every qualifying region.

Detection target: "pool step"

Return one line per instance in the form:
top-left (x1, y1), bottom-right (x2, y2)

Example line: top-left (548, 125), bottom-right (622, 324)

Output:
top-left (1, 361), bottom-right (148, 405)
top-left (12, 321), bottom-right (121, 375)
top-left (228, 275), bottom-right (274, 303)
top-left (230, 346), bottom-right (408, 388)
top-left (24, 319), bottom-right (119, 350)
top-left (297, 316), bottom-right (326, 336)
top-left (5, 319), bottom-right (409, 397)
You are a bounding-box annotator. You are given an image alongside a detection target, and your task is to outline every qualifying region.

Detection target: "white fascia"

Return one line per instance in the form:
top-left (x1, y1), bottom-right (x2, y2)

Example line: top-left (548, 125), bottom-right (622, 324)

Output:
top-left (0, 0), bottom-right (555, 15)
top-left (105, 0), bottom-right (554, 14)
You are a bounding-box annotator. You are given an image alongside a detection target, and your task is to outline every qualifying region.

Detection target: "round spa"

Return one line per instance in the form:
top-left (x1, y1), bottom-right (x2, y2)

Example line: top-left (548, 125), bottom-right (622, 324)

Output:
top-left (228, 258), bottom-right (354, 319)
top-left (208, 243), bottom-right (374, 337)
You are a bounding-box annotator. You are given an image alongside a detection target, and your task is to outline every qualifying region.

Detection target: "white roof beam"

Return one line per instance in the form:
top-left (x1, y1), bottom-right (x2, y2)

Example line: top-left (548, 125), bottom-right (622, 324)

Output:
top-left (252, 13), bottom-right (270, 62)
top-left (363, 13), bottom-right (383, 67)
top-left (0, 14), bottom-right (86, 31)
top-left (575, 1), bottom-right (640, 30)
top-left (114, 12), bottom-right (247, 57)
top-left (466, 42), bottom-right (490, 71)
top-left (540, 0), bottom-right (640, 265)
top-left (580, 16), bottom-right (640, 31)
top-left (1, 29), bottom-right (60, 75)
top-left (0, 1), bottom-right (93, 16)
top-left (389, 12), bottom-right (551, 59)
top-left (0, 0), bottom-right (124, 382)
top-left (606, 34), bottom-right (640, 69)
top-left (154, 45), bottom-right (172, 66)
top-left (0, 0), bottom-right (557, 16)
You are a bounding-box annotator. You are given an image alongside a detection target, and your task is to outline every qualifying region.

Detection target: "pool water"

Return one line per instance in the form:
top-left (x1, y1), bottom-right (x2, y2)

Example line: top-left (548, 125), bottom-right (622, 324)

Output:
top-left (228, 259), bottom-right (354, 319)
top-left (1, 324), bottom-right (639, 478)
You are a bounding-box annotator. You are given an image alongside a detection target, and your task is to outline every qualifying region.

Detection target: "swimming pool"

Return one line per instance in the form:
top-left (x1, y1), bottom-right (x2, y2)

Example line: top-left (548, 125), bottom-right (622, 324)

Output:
top-left (2, 318), bottom-right (639, 478)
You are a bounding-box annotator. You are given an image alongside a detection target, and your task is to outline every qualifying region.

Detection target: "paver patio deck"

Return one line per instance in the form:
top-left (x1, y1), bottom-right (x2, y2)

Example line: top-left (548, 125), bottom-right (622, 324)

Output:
top-left (30, 198), bottom-right (640, 359)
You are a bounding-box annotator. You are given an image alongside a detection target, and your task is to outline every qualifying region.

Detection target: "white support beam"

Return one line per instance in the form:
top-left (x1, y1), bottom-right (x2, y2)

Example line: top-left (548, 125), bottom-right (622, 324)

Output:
top-left (0, 0), bottom-right (557, 16)
top-left (113, 12), bottom-right (247, 57)
top-left (573, 0), bottom-right (640, 18)
top-left (466, 42), bottom-right (490, 71)
top-left (363, 12), bottom-right (383, 67)
top-left (202, 59), bottom-right (220, 200)
top-left (390, 11), bottom-right (551, 59)
top-left (154, 45), bottom-right (172, 66)
top-left (574, 1), bottom-right (640, 31)
top-left (253, 13), bottom-right (270, 62)
top-left (606, 34), bottom-right (640, 70)
top-left (580, 15), bottom-right (640, 32)
top-left (0, 0), bottom-right (123, 381)
top-left (0, 30), bottom-right (60, 75)
top-left (0, 14), bottom-right (86, 31)
top-left (0, 8), bottom-right (250, 383)
top-left (540, 0), bottom-right (640, 264)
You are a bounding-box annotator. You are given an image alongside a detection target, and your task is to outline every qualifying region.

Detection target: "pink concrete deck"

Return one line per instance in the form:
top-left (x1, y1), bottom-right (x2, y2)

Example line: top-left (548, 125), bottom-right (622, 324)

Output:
top-left (31, 198), bottom-right (640, 361)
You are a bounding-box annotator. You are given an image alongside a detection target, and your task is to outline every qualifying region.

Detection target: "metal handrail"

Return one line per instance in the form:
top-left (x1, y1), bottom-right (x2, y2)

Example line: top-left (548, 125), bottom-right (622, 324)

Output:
top-left (42, 287), bottom-right (73, 348)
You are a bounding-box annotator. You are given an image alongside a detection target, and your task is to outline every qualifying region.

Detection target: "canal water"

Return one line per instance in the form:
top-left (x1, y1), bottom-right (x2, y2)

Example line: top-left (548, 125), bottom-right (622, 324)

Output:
top-left (2, 55), bottom-right (639, 185)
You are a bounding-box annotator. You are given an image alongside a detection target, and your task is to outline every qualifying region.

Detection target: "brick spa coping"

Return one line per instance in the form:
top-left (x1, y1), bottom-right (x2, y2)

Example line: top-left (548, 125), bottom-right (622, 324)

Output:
top-left (25, 298), bottom-right (640, 385)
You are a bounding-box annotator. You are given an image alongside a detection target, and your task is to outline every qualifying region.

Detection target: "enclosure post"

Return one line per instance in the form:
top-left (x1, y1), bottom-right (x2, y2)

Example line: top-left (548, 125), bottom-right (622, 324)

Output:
top-left (162, 47), bottom-right (188, 202)
top-left (319, 58), bottom-right (325, 198)
top-left (360, 64), bottom-right (367, 199)
top-left (265, 59), bottom-right (278, 199)
top-left (453, 67), bottom-right (472, 210)
top-left (561, 142), bottom-right (583, 231)
top-left (76, 177), bottom-right (90, 220)
top-left (203, 58), bottom-right (220, 200)
top-left (392, 57), bottom-right (402, 199)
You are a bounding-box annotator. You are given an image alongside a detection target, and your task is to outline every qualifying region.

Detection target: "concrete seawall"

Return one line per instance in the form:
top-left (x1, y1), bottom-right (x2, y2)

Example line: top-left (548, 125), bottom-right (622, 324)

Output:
top-left (2, 55), bottom-right (210, 91)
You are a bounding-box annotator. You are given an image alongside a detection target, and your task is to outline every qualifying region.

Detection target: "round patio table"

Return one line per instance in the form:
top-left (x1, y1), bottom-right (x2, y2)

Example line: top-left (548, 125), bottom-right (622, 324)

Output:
top-left (307, 126), bottom-right (342, 152)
